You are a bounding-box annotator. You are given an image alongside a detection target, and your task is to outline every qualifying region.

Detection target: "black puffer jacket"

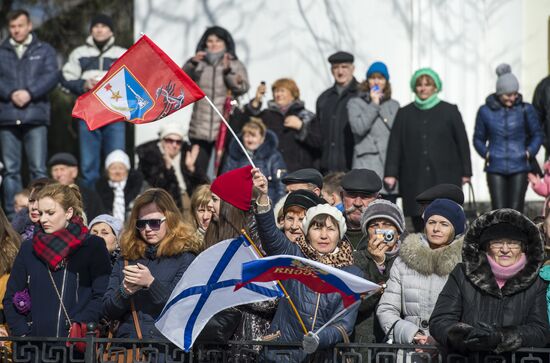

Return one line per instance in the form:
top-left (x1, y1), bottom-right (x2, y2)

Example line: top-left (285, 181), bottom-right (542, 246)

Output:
top-left (95, 169), bottom-right (146, 218)
top-left (429, 209), bottom-right (550, 354)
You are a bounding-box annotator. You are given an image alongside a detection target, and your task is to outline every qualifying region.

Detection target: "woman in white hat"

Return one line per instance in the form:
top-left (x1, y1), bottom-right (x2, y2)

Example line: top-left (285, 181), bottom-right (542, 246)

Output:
top-left (95, 149), bottom-right (146, 222)
top-left (252, 168), bottom-right (361, 362)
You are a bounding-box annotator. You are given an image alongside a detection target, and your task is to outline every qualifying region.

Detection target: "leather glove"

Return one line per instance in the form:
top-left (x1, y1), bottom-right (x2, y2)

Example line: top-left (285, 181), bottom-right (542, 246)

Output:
top-left (447, 323), bottom-right (474, 354)
top-left (302, 331), bottom-right (320, 354)
top-left (464, 322), bottom-right (502, 351)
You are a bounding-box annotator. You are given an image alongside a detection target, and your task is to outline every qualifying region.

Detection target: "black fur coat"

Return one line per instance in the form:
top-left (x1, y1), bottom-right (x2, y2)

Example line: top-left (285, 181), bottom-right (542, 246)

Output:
top-left (429, 209), bottom-right (550, 354)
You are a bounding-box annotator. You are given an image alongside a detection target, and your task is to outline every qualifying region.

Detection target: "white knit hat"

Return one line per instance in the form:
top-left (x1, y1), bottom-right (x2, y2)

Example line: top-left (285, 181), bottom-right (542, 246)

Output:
top-left (159, 123), bottom-right (184, 139)
top-left (105, 149), bottom-right (130, 170)
top-left (302, 204), bottom-right (347, 239)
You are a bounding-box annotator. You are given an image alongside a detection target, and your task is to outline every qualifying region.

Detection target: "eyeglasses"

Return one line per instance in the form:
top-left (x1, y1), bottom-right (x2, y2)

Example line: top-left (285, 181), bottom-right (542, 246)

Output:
top-left (489, 241), bottom-right (522, 250)
top-left (136, 217), bottom-right (166, 231)
top-left (163, 138), bottom-right (183, 146)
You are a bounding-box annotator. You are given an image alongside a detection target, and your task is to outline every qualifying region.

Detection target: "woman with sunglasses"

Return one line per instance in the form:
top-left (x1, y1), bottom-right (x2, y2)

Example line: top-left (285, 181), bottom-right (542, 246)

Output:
top-left (136, 124), bottom-right (207, 211)
top-left (103, 188), bottom-right (202, 342)
top-left (430, 209), bottom-right (549, 356)
top-left (4, 183), bottom-right (111, 345)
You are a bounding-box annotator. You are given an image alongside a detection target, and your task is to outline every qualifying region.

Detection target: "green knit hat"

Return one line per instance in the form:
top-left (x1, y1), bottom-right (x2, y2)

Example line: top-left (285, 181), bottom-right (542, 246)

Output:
top-left (410, 68), bottom-right (442, 93)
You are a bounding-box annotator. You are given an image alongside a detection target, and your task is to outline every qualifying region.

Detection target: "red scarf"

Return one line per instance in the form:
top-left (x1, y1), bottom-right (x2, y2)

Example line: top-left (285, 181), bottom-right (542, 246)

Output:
top-left (32, 216), bottom-right (88, 271)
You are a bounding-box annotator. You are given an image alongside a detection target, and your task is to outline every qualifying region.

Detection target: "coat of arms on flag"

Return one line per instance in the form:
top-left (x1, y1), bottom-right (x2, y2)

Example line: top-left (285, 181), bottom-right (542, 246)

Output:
top-left (72, 35), bottom-right (204, 130)
top-left (93, 66), bottom-right (154, 121)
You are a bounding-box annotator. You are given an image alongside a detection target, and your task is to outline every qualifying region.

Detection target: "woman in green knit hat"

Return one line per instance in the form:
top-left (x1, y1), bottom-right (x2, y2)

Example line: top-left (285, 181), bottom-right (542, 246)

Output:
top-left (384, 68), bottom-right (472, 232)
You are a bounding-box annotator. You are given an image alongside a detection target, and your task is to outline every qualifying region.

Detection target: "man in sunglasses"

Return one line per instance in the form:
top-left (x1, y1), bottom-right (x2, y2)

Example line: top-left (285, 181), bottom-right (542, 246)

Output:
top-left (136, 123), bottom-right (206, 212)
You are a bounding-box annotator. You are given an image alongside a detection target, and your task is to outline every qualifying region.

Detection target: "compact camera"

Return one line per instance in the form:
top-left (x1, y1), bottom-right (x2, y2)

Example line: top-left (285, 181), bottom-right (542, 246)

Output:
top-left (375, 229), bottom-right (396, 243)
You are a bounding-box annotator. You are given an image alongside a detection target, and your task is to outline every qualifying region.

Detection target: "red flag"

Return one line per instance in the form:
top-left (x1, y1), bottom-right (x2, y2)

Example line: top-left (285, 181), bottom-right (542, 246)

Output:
top-left (72, 35), bottom-right (205, 130)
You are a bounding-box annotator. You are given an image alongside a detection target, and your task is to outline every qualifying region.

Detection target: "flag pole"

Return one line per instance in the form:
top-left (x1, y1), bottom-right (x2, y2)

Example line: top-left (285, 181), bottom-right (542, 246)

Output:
top-left (204, 96), bottom-right (256, 169)
top-left (241, 230), bottom-right (308, 334)
top-left (313, 289), bottom-right (381, 336)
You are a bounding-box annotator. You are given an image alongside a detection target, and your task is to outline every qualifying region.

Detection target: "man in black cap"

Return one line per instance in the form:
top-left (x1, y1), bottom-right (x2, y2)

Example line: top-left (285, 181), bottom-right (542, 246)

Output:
top-left (413, 183), bottom-right (465, 232)
top-left (308, 51), bottom-right (359, 173)
top-left (340, 169), bottom-right (382, 248)
top-left (281, 168), bottom-right (323, 196)
top-left (61, 14), bottom-right (127, 189)
top-left (48, 153), bottom-right (105, 220)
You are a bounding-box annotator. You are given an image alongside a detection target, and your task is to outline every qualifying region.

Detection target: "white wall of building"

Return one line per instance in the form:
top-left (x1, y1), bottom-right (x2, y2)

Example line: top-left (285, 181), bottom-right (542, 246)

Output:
top-left (134, 0), bottom-right (550, 202)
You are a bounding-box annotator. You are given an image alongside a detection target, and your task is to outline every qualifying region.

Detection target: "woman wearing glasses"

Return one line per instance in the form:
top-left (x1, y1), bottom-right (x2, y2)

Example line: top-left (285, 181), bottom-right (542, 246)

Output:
top-left (430, 209), bottom-right (549, 355)
top-left (136, 123), bottom-right (207, 211)
top-left (103, 188), bottom-right (202, 341)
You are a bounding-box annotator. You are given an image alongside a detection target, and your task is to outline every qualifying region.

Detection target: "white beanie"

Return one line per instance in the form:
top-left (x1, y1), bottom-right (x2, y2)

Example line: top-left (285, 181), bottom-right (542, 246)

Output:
top-left (105, 149), bottom-right (130, 170)
top-left (159, 123), bottom-right (184, 139)
top-left (302, 204), bottom-right (347, 239)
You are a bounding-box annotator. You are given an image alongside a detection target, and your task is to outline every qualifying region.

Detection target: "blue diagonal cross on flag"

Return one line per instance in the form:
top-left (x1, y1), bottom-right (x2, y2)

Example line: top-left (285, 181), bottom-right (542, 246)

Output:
top-left (155, 236), bottom-right (283, 351)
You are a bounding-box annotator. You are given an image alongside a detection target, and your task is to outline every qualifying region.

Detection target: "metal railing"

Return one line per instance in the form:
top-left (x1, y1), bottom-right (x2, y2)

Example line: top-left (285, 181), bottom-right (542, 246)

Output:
top-left (0, 334), bottom-right (549, 362)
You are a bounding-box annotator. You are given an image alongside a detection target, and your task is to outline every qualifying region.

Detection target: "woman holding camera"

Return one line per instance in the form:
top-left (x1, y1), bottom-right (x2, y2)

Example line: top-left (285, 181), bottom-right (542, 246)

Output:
top-left (376, 198), bottom-right (465, 348)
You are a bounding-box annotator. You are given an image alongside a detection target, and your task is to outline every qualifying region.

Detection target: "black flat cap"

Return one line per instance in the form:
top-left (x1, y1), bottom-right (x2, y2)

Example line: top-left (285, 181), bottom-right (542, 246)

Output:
top-left (48, 152), bottom-right (78, 167)
top-left (341, 169), bottom-right (382, 194)
top-left (282, 168), bottom-right (323, 188)
top-left (416, 183), bottom-right (464, 206)
top-left (284, 190), bottom-right (324, 212)
top-left (328, 51), bottom-right (354, 64)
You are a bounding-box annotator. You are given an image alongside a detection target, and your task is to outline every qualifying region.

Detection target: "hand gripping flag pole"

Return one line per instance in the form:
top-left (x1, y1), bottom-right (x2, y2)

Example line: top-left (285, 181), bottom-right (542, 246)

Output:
top-left (204, 96), bottom-right (256, 169)
top-left (241, 229), bottom-right (308, 334)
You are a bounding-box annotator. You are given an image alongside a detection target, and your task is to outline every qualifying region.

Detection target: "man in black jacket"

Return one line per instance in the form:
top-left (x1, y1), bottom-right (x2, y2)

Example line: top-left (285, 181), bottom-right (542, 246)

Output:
top-left (0, 9), bottom-right (58, 218)
top-left (312, 51), bottom-right (359, 173)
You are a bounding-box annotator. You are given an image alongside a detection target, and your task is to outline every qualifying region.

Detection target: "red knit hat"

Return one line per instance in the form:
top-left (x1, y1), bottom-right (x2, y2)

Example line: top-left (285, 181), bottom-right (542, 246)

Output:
top-left (211, 165), bottom-right (253, 211)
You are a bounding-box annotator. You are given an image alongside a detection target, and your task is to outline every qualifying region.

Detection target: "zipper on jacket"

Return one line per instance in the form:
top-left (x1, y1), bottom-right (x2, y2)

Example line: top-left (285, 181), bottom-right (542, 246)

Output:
top-left (56, 268), bottom-right (68, 337)
top-left (76, 272), bottom-right (79, 304)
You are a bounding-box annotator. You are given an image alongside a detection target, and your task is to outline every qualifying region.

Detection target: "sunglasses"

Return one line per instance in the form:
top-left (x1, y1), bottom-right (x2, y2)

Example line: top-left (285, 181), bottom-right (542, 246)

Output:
top-left (136, 217), bottom-right (166, 231)
top-left (163, 138), bottom-right (183, 146)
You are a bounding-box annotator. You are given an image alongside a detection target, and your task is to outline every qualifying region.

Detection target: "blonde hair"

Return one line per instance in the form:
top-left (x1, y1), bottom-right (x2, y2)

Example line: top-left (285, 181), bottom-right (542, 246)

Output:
top-left (121, 188), bottom-right (202, 259)
top-left (36, 183), bottom-right (86, 223)
top-left (242, 118), bottom-right (266, 138)
top-left (190, 184), bottom-right (213, 228)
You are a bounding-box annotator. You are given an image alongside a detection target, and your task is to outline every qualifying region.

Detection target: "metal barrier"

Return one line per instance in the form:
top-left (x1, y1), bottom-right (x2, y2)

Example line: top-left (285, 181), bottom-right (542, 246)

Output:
top-left (0, 334), bottom-right (549, 362)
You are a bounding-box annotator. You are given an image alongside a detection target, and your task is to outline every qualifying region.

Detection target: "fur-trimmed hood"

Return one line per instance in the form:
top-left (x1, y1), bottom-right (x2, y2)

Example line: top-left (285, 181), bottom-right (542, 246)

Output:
top-left (399, 233), bottom-right (463, 276)
top-left (463, 209), bottom-right (544, 297)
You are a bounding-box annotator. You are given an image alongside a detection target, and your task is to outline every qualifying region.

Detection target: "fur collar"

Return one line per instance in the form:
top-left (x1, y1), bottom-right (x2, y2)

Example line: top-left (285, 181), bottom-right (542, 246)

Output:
top-left (463, 209), bottom-right (543, 297)
top-left (399, 233), bottom-right (463, 276)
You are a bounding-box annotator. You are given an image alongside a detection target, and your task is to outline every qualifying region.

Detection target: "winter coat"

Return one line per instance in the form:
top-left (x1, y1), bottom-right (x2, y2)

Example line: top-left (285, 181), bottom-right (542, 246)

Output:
top-left (376, 233), bottom-right (463, 343)
top-left (136, 140), bottom-right (207, 208)
top-left (245, 100), bottom-right (320, 171)
top-left (255, 207), bottom-right (362, 362)
top-left (538, 265), bottom-right (550, 324)
top-left (61, 36), bottom-right (126, 96)
top-left (385, 101), bottom-right (472, 216)
top-left (3, 235), bottom-right (111, 337)
top-left (312, 79), bottom-right (359, 173)
top-left (352, 248), bottom-right (399, 343)
top-left (76, 179), bottom-right (106, 221)
top-left (95, 169), bottom-right (147, 219)
top-left (347, 93), bottom-right (400, 194)
top-left (473, 94), bottom-right (543, 175)
top-left (103, 249), bottom-right (196, 339)
top-left (183, 29), bottom-right (249, 142)
top-left (0, 34), bottom-right (58, 126)
top-left (429, 209), bottom-right (550, 354)
top-left (533, 75), bottom-right (550, 153)
top-left (221, 130), bottom-right (286, 203)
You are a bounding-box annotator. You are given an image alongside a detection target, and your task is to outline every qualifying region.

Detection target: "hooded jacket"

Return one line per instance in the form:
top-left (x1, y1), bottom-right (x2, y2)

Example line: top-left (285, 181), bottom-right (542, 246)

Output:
top-left (221, 129), bottom-right (286, 203)
top-left (376, 232), bottom-right (463, 343)
top-left (0, 33), bottom-right (59, 126)
top-left (429, 209), bottom-right (550, 354)
top-left (182, 26), bottom-right (249, 142)
top-left (473, 94), bottom-right (543, 175)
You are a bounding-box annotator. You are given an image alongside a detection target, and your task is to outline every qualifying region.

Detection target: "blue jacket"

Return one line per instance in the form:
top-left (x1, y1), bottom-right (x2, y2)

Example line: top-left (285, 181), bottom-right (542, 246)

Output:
top-left (255, 209), bottom-right (362, 362)
top-left (3, 235), bottom-right (111, 337)
top-left (0, 34), bottom-right (59, 126)
top-left (221, 130), bottom-right (286, 203)
top-left (473, 94), bottom-right (543, 175)
top-left (103, 251), bottom-right (195, 339)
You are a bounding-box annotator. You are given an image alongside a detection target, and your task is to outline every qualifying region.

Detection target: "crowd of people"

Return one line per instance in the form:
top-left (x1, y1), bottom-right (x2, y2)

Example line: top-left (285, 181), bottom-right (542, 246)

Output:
top-left (2, 8), bottom-right (550, 362)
